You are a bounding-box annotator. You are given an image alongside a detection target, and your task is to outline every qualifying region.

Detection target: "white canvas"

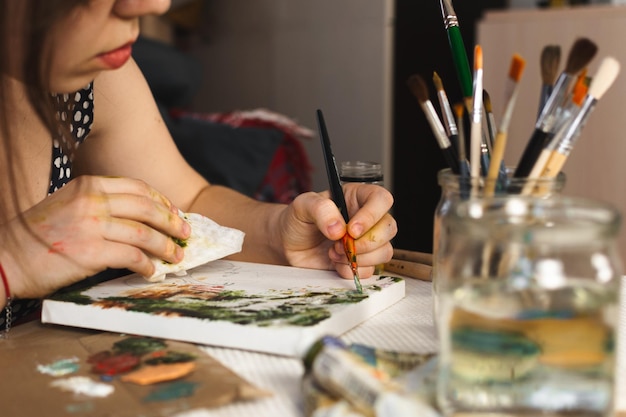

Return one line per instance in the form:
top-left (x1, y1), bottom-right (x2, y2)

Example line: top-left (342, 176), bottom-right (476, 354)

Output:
top-left (42, 260), bottom-right (405, 357)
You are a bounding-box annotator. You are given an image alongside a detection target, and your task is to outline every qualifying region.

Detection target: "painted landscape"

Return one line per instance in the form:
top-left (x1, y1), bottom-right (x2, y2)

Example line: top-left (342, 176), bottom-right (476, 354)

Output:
top-left (43, 260), bottom-right (405, 356)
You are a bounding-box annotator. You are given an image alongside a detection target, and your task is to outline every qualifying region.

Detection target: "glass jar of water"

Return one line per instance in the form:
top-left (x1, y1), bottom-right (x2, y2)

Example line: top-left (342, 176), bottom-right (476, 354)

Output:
top-left (435, 195), bottom-right (622, 417)
top-left (432, 168), bottom-right (566, 323)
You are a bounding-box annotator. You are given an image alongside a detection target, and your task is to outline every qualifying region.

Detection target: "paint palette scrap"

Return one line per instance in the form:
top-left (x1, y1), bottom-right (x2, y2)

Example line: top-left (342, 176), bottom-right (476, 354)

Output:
top-left (0, 324), bottom-right (269, 417)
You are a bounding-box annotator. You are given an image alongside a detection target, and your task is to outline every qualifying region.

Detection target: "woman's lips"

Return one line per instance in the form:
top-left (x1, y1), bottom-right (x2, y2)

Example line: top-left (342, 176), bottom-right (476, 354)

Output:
top-left (97, 43), bottom-right (133, 69)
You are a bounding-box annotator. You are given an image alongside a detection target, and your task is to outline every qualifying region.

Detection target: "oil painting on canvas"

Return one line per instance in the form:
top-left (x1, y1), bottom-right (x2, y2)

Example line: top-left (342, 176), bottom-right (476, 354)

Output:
top-left (43, 260), bottom-right (405, 357)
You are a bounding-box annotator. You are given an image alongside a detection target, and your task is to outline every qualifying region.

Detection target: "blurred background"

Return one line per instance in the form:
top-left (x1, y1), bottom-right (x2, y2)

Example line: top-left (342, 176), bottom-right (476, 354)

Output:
top-left (138, 0), bottom-right (626, 259)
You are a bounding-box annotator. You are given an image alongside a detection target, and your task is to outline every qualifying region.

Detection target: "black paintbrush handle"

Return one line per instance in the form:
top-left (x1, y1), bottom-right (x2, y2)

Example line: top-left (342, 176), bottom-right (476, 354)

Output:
top-left (448, 133), bottom-right (460, 160)
top-left (458, 159), bottom-right (471, 200)
top-left (316, 109), bottom-right (350, 224)
top-left (442, 145), bottom-right (460, 175)
top-left (537, 85), bottom-right (553, 121)
top-left (514, 129), bottom-right (550, 178)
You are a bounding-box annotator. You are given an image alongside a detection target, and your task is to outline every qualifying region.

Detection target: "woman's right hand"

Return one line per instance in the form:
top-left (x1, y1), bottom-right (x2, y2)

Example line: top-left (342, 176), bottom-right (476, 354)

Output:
top-left (0, 175), bottom-right (190, 301)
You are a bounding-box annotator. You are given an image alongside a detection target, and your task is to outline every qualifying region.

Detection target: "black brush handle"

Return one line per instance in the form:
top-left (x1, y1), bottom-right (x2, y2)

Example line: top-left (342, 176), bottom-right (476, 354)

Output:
top-left (316, 109), bottom-right (350, 224)
top-left (442, 145), bottom-right (460, 175)
top-left (514, 129), bottom-right (549, 178)
top-left (458, 159), bottom-right (471, 200)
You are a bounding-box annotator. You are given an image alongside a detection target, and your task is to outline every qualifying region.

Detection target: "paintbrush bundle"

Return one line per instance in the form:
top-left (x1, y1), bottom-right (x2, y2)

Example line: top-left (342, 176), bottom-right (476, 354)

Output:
top-left (406, 35), bottom-right (620, 198)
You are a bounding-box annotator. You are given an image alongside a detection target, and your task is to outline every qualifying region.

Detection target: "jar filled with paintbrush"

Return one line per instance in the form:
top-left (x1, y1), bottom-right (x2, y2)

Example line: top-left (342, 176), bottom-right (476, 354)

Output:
top-left (435, 195), bottom-right (622, 417)
top-left (431, 167), bottom-right (566, 323)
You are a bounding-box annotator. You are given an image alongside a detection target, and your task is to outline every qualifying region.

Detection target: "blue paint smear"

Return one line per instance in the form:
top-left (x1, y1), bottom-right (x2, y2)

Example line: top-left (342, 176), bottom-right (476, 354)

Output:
top-left (37, 358), bottom-right (80, 376)
top-left (143, 381), bottom-right (199, 402)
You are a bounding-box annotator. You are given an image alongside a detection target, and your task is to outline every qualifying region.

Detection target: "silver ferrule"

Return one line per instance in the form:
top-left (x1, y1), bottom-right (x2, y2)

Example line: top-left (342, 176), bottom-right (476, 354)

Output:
top-left (537, 72), bottom-right (575, 132)
top-left (554, 96), bottom-right (596, 155)
top-left (437, 91), bottom-right (458, 137)
top-left (472, 70), bottom-right (483, 124)
top-left (423, 101), bottom-right (452, 149)
top-left (440, 0), bottom-right (459, 29)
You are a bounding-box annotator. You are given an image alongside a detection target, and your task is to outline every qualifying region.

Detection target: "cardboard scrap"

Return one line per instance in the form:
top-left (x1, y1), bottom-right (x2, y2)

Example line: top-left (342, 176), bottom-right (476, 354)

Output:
top-left (0, 321), bottom-right (270, 417)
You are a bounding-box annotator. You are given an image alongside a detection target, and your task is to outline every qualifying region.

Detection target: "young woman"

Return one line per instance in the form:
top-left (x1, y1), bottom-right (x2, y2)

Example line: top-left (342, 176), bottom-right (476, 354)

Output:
top-left (0, 0), bottom-right (397, 331)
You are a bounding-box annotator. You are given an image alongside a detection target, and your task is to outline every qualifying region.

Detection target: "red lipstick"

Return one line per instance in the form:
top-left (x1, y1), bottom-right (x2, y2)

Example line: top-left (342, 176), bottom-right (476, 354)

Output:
top-left (98, 43), bottom-right (133, 69)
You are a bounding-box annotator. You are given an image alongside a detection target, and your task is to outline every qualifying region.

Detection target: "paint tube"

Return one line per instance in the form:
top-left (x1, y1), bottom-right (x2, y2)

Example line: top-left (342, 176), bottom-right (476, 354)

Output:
top-left (301, 336), bottom-right (440, 417)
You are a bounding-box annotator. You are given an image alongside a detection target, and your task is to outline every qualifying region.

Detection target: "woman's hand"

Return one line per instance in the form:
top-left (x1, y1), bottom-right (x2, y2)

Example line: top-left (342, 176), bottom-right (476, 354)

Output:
top-left (0, 175), bottom-right (190, 300)
top-left (277, 183), bottom-right (397, 279)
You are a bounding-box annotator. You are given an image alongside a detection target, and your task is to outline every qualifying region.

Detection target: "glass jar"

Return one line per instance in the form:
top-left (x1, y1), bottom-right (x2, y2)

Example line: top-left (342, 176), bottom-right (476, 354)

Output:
top-left (435, 195), bottom-right (622, 417)
top-left (432, 168), bottom-right (567, 321)
top-left (339, 161), bottom-right (384, 187)
top-left (340, 161), bottom-right (385, 274)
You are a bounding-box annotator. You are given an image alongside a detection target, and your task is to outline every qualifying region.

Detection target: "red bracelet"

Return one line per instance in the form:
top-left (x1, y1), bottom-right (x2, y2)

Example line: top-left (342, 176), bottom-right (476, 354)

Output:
top-left (0, 262), bottom-right (12, 336)
top-left (0, 262), bottom-right (10, 303)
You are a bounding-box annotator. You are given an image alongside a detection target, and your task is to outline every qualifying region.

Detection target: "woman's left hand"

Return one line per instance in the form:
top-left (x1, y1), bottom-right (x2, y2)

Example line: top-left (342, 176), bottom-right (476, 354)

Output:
top-left (277, 183), bottom-right (397, 279)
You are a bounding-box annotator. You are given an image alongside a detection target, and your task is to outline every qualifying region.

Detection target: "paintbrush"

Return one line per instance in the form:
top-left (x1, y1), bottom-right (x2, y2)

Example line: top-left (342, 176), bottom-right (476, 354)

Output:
top-left (454, 102), bottom-right (471, 198)
top-left (485, 53), bottom-right (526, 196)
top-left (538, 45), bottom-right (561, 120)
top-left (483, 89), bottom-right (506, 189)
top-left (561, 69), bottom-right (589, 120)
top-left (539, 56), bottom-right (620, 180)
top-left (385, 249), bottom-right (433, 281)
top-left (524, 71), bottom-right (589, 192)
top-left (439, 0), bottom-right (473, 102)
top-left (384, 259), bottom-right (432, 281)
top-left (316, 109), bottom-right (362, 293)
top-left (454, 102), bottom-right (467, 166)
top-left (407, 74), bottom-right (460, 174)
top-left (483, 90), bottom-right (497, 151)
top-left (433, 71), bottom-right (460, 157)
top-left (521, 75), bottom-right (589, 195)
top-left (392, 248), bottom-right (433, 265)
top-left (469, 45), bottom-right (484, 195)
top-left (514, 38), bottom-right (597, 178)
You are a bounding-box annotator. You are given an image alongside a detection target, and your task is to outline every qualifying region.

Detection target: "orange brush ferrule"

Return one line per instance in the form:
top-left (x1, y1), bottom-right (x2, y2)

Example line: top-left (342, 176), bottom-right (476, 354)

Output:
top-left (572, 74), bottom-right (590, 106)
top-left (342, 233), bottom-right (362, 293)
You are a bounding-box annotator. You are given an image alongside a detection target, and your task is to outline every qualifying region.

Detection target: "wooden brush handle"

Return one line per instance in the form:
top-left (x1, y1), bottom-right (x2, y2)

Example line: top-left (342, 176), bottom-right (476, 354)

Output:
top-left (485, 131), bottom-right (508, 196)
top-left (384, 259), bottom-right (432, 281)
top-left (392, 249), bottom-right (433, 265)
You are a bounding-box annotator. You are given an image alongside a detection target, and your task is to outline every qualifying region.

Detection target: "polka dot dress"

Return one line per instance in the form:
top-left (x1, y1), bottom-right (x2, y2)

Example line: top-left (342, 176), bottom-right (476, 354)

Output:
top-left (0, 83), bottom-right (94, 331)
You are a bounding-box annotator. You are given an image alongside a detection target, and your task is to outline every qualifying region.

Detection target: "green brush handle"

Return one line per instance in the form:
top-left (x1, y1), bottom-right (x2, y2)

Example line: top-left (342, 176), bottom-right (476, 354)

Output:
top-left (447, 26), bottom-right (473, 99)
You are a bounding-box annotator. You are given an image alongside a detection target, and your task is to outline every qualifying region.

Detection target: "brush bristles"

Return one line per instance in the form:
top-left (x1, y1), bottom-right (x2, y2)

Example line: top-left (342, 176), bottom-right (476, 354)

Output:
top-left (588, 56), bottom-right (620, 100)
top-left (432, 71), bottom-right (444, 92)
top-left (508, 54), bottom-right (526, 82)
top-left (540, 45), bottom-right (561, 85)
top-left (474, 45), bottom-right (483, 71)
top-left (565, 38), bottom-right (598, 76)
top-left (407, 74), bottom-right (430, 103)
top-left (454, 102), bottom-right (465, 119)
